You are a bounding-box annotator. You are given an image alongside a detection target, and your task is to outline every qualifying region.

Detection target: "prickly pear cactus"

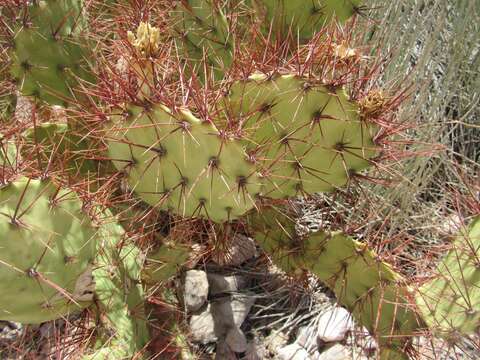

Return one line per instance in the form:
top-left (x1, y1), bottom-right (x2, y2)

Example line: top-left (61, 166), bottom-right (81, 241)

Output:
top-left (226, 74), bottom-right (377, 197)
top-left (85, 224), bottom-right (149, 359)
top-left (10, 0), bottom-right (94, 106)
top-left (22, 122), bottom-right (97, 175)
top-left (106, 103), bottom-right (262, 222)
top-left (0, 134), bottom-right (17, 169)
top-left (142, 241), bottom-right (191, 284)
top-left (249, 207), bottom-right (420, 359)
top-left (0, 177), bottom-right (97, 323)
top-left (172, 0), bottom-right (233, 76)
top-left (252, 0), bottom-right (362, 41)
top-left (416, 216), bottom-right (480, 337)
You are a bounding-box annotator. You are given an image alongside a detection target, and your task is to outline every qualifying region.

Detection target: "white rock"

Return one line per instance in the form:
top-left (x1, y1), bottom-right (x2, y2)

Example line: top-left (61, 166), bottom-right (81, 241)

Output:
top-left (208, 273), bottom-right (247, 295)
top-left (296, 325), bottom-right (318, 352)
top-left (225, 326), bottom-right (248, 353)
top-left (265, 331), bottom-right (289, 356)
top-left (189, 304), bottom-right (218, 344)
top-left (212, 234), bottom-right (257, 266)
top-left (278, 343), bottom-right (312, 360)
top-left (316, 307), bottom-right (354, 343)
top-left (184, 270), bottom-right (209, 312)
top-left (316, 344), bottom-right (350, 360)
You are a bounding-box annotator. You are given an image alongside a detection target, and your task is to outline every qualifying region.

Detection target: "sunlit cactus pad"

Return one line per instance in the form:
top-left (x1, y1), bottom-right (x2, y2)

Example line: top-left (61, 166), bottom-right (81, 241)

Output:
top-left (10, 0), bottom-right (94, 105)
top-left (226, 74), bottom-right (377, 197)
top-left (0, 177), bottom-right (97, 323)
top-left (107, 103), bottom-right (262, 222)
top-left (416, 216), bottom-right (480, 337)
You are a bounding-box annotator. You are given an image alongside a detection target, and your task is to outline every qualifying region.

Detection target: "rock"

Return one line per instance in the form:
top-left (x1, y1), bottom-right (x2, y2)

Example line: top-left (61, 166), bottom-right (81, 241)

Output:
top-left (225, 326), bottom-right (247, 353)
top-left (211, 292), bottom-right (255, 332)
top-left (316, 307), bottom-right (354, 343)
top-left (212, 234), bottom-right (257, 266)
top-left (215, 341), bottom-right (237, 360)
top-left (208, 273), bottom-right (247, 295)
top-left (189, 304), bottom-right (218, 344)
top-left (278, 343), bottom-right (312, 360)
top-left (245, 341), bottom-right (266, 360)
top-left (184, 270), bottom-right (209, 312)
top-left (265, 331), bottom-right (289, 356)
top-left (296, 325), bottom-right (318, 352)
top-left (316, 344), bottom-right (350, 360)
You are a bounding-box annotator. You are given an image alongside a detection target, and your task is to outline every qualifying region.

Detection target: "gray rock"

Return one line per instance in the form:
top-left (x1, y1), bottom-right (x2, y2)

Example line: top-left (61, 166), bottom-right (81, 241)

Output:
top-left (316, 307), bottom-right (354, 343)
top-left (211, 292), bottom-right (255, 332)
top-left (317, 344), bottom-right (350, 360)
top-left (189, 304), bottom-right (218, 344)
top-left (184, 269), bottom-right (209, 312)
top-left (245, 341), bottom-right (266, 360)
top-left (208, 273), bottom-right (247, 295)
top-left (212, 234), bottom-right (257, 266)
top-left (225, 326), bottom-right (248, 353)
top-left (215, 341), bottom-right (237, 360)
top-left (278, 343), bottom-right (312, 360)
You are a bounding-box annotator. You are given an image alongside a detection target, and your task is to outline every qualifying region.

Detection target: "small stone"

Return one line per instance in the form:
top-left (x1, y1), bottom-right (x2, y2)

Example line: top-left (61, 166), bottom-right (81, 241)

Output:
top-left (296, 325), bottom-right (317, 352)
top-left (225, 326), bottom-right (248, 353)
top-left (265, 331), bottom-right (289, 356)
top-left (189, 304), bottom-right (218, 344)
top-left (215, 341), bottom-right (237, 360)
top-left (212, 234), bottom-right (257, 266)
top-left (316, 344), bottom-right (350, 360)
top-left (316, 307), bottom-right (354, 343)
top-left (211, 292), bottom-right (255, 331)
top-left (245, 341), bottom-right (266, 360)
top-left (184, 269), bottom-right (209, 312)
top-left (208, 273), bottom-right (247, 295)
top-left (277, 343), bottom-right (312, 360)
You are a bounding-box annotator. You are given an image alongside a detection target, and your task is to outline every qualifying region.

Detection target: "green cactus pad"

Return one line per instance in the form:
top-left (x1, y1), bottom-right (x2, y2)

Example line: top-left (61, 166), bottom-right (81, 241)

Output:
top-left (172, 0), bottom-right (234, 76)
top-left (0, 135), bottom-right (18, 170)
top-left (416, 216), bottom-right (480, 337)
top-left (252, 0), bottom-right (361, 41)
top-left (0, 177), bottom-right (97, 323)
top-left (250, 208), bottom-right (419, 358)
top-left (106, 103), bottom-right (261, 223)
top-left (226, 74), bottom-right (377, 197)
top-left (22, 122), bottom-right (97, 175)
top-left (10, 0), bottom-right (94, 106)
top-left (142, 241), bottom-right (191, 284)
top-left (85, 220), bottom-right (149, 359)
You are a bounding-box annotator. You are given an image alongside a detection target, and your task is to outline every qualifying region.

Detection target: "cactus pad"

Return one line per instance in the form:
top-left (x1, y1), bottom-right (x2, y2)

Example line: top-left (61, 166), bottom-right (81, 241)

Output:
top-left (252, 0), bottom-right (362, 41)
top-left (10, 0), bottom-right (94, 106)
top-left (107, 103), bottom-right (261, 222)
top-left (226, 74), bottom-right (377, 197)
top-left (416, 216), bottom-right (480, 337)
top-left (142, 241), bottom-right (191, 284)
top-left (250, 208), bottom-right (420, 358)
top-left (172, 0), bottom-right (234, 75)
top-left (0, 177), bottom-right (97, 323)
top-left (22, 122), bottom-right (97, 175)
top-left (85, 220), bottom-right (149, 359)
